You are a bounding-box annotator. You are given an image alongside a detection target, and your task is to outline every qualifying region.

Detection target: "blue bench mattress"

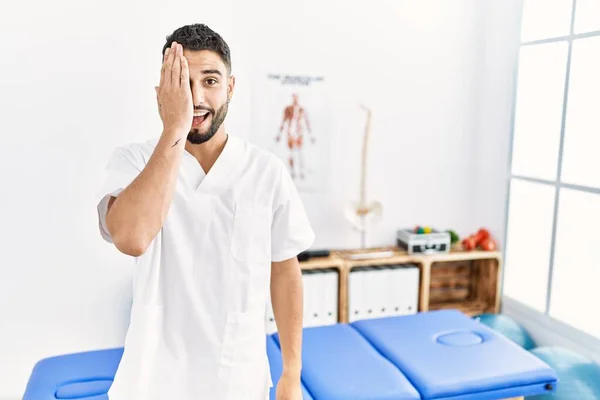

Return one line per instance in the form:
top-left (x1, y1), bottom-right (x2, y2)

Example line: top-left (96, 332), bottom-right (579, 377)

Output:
top-left (23, 347), bottom-right (123, 400)
top-left (23, 310), bottom-right (560, 400)
top-left (274, 324), bottom-right (420, 400)
top-left (351, 310), bottom-right (558, 399)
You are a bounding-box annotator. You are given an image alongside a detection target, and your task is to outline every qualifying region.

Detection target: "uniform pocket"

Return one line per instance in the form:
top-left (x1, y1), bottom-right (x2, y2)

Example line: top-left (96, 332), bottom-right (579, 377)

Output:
top-left (230, 202), bottom-right (271, 264)
top-left (219, 308), bottom-right (266, 367)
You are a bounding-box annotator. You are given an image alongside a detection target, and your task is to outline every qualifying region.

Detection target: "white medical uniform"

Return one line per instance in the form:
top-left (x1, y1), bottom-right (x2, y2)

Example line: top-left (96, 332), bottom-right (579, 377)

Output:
top-left (96, 134), bottom-right (315, 400)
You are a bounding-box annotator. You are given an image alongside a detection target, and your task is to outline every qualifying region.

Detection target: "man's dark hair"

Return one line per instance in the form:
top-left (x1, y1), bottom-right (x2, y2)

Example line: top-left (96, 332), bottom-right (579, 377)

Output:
top-left (162, 24), bottom-right (231, 73)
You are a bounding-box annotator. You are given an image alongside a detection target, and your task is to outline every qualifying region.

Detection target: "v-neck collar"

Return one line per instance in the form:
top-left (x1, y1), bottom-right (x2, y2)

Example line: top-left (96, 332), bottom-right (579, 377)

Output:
top-left (181, 134), bottom-right (243, 193)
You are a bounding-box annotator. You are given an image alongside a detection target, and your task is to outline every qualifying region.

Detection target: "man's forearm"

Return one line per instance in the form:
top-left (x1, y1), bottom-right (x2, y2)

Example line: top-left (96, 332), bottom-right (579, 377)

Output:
top-left (270, 257), bottom-right (304, 376)
top-left (106, 129), bottom-right (186, 256)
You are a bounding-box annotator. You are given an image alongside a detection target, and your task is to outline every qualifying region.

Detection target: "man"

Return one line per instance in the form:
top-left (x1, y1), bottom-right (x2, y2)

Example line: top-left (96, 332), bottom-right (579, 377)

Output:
top-left (96, 23), bottom-right (314, 400)
top-left (275, 93), bottom-right (315, 180)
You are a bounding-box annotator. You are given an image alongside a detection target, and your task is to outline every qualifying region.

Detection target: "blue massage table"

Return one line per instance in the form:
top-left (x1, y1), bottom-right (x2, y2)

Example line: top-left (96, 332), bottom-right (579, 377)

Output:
top-left (350, 310), bottom-right (558, 399)
top-left (23, 310), bottom-right (557, 399)
top-left (23, 348), bottom-right (122, 399)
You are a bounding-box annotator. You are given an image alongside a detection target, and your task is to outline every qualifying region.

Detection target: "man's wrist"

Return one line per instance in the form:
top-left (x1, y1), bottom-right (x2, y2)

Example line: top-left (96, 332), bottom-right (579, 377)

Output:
top-left (161, 127), bottom-right (187, 140)
top-left (282, 364), bottom-right (302, 379)
top-left (159, 128), bottom-right (187, 150)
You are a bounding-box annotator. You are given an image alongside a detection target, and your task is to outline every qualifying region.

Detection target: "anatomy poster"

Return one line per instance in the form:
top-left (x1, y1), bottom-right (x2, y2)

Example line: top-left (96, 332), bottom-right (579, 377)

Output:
top-left (251, 72), bottom-right (331, 192)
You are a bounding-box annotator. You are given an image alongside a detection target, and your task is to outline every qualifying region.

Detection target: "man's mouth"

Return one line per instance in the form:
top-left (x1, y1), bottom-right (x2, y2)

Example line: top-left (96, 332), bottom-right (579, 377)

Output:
top-left (193, 111), bottom-right (210, 126)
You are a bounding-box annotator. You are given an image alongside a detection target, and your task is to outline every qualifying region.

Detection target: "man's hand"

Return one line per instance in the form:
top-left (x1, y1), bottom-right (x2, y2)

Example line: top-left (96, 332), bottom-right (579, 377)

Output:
top-left (154, 41), bottom-right (193, 135)
top-left (276, 371), bottom-right (303, 400)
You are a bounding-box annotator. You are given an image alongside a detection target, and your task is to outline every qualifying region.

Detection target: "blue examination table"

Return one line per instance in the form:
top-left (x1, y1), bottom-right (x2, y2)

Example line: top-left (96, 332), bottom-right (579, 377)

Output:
top-left (23, 310), bottom-right (557, 399)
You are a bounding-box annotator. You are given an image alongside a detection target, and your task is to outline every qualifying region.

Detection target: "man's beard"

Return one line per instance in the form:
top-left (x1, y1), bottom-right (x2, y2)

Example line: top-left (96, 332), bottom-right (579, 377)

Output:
top-left (187, 101), bottom-right (228, 145)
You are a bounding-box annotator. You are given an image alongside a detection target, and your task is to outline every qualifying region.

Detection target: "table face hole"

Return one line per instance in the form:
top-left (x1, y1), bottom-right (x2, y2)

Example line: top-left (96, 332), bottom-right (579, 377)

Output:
top-left (55, 379), bottom-right (113, 399)
top-left (436, 331), bottom-right (484, 346)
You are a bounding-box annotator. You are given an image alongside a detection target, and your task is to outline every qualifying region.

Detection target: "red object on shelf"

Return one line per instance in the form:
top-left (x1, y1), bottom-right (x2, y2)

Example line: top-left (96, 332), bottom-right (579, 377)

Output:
top-left (462, 228), bottom-right (488, 250)
top-left (478, 237), bottom-right (497, 251)
top-left (462, 228), bottom-right (493, 251)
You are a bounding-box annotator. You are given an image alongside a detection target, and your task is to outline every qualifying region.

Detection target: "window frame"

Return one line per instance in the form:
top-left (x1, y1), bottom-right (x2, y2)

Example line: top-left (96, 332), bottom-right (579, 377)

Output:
top-left (503, 0), bottom-right (600, 323)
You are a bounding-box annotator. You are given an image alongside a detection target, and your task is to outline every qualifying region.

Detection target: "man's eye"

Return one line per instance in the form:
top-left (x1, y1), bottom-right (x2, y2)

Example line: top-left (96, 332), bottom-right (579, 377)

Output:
top-left (206, 78), bottom-right (217, 85)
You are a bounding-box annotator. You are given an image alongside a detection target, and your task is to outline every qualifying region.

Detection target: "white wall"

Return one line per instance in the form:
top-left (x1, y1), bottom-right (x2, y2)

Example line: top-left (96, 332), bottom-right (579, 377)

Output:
top-left (472, 0), bottom-right (524, 251)
top-left (236, 0), bottom-right (488, 249)
top-left (0, 0), bottom-right (511, 397)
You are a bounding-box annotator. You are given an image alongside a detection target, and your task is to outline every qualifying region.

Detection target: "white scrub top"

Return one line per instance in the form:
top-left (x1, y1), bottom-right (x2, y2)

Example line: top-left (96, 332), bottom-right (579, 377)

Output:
top-left (96, 134), bottom-right (315, 400)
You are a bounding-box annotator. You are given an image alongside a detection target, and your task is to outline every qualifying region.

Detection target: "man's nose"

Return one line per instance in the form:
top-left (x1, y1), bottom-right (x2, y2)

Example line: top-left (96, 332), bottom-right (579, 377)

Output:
top-left (191, 84), bottom-right (206, 105)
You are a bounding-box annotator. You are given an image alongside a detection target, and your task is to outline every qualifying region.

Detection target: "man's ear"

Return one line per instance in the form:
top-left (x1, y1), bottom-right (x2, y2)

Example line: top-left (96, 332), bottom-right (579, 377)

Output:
top-left (228, 75), bottom-right (236, 102)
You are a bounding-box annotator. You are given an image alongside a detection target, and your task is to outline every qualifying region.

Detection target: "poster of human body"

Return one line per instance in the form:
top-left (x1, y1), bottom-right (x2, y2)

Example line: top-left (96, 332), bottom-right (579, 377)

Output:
top-left (252, 72), bottom-right (330, 192)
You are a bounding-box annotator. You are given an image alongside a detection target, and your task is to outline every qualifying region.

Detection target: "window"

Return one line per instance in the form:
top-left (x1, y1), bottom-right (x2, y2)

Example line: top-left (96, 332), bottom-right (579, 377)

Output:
top-left (504, 180), bottom-right (555, 312)
top-left (573, 0), bottom-right (600, 34)
top-left (520, 0), bottom-right (572, 42)
top-left (510, 41), bottom-right (568, 181)
top-left (505, 0), bottom-right (600, 338)
top-left (550, 188), bottom-right (600, 338)
top-left (561, 36), bottom-right (600, 188)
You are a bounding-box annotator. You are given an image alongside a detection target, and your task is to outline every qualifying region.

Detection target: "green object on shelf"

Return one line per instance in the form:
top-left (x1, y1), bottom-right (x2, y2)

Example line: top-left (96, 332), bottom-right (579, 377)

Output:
top-left (446, 230), bottom-right (460, 244)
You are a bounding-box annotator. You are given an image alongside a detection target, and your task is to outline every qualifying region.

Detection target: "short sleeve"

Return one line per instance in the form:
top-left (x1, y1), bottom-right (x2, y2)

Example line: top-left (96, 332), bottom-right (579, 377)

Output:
top-left (271, 162), bottom-right (315, 262)
top-left (95, 146), bottom-right (144, 243)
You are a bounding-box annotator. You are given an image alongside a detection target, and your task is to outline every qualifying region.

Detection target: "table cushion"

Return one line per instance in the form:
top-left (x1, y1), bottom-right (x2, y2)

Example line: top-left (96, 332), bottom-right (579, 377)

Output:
top-left (351, 310), bottom-right (558, 399)
top-left (274, 324), bottom-right (420, 400)
top-left (23, 347), bottom-right (122, 400)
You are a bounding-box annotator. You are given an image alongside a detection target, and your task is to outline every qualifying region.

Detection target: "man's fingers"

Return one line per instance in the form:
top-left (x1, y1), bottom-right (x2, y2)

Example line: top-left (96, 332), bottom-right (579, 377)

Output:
top-left (159, 48), bottom-right (170, 89)
top-left (180, 54), bottom-right (189, 89)
top-left (164, 41), bottom-right (177, 87)
top-left (171, 44), bottom-right (181, 87)
top-left (155, 86), bottom-right (162, 116)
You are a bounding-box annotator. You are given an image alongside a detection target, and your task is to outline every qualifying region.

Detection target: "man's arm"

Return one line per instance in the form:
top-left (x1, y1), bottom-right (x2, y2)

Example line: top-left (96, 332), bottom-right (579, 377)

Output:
top-left (270, 256), bottom-right (303, 377)
top-left (105, 42), bottom-right (192, 256)
top-left (105, 131), bottom-right (185, 256)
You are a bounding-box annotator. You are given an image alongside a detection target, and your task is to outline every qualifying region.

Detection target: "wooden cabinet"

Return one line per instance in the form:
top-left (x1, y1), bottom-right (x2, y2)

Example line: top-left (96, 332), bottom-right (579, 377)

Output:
top-left (299, 248), bottom-right (502, 323)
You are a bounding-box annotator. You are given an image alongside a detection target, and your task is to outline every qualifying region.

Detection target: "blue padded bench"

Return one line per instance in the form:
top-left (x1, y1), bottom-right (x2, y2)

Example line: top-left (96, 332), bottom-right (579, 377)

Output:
top-left (23, 310), bottom-right (559, 400)
top-left (274, 323), bottom-right (420, 400)
top-left (266, 335), bottom-right (314, 399)
top-left (23, 347), bottom-right (122, 399)
top-left (23, 341), bottom-right (314, 400)
top-left (351, 309), bottom-right (558, 399)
